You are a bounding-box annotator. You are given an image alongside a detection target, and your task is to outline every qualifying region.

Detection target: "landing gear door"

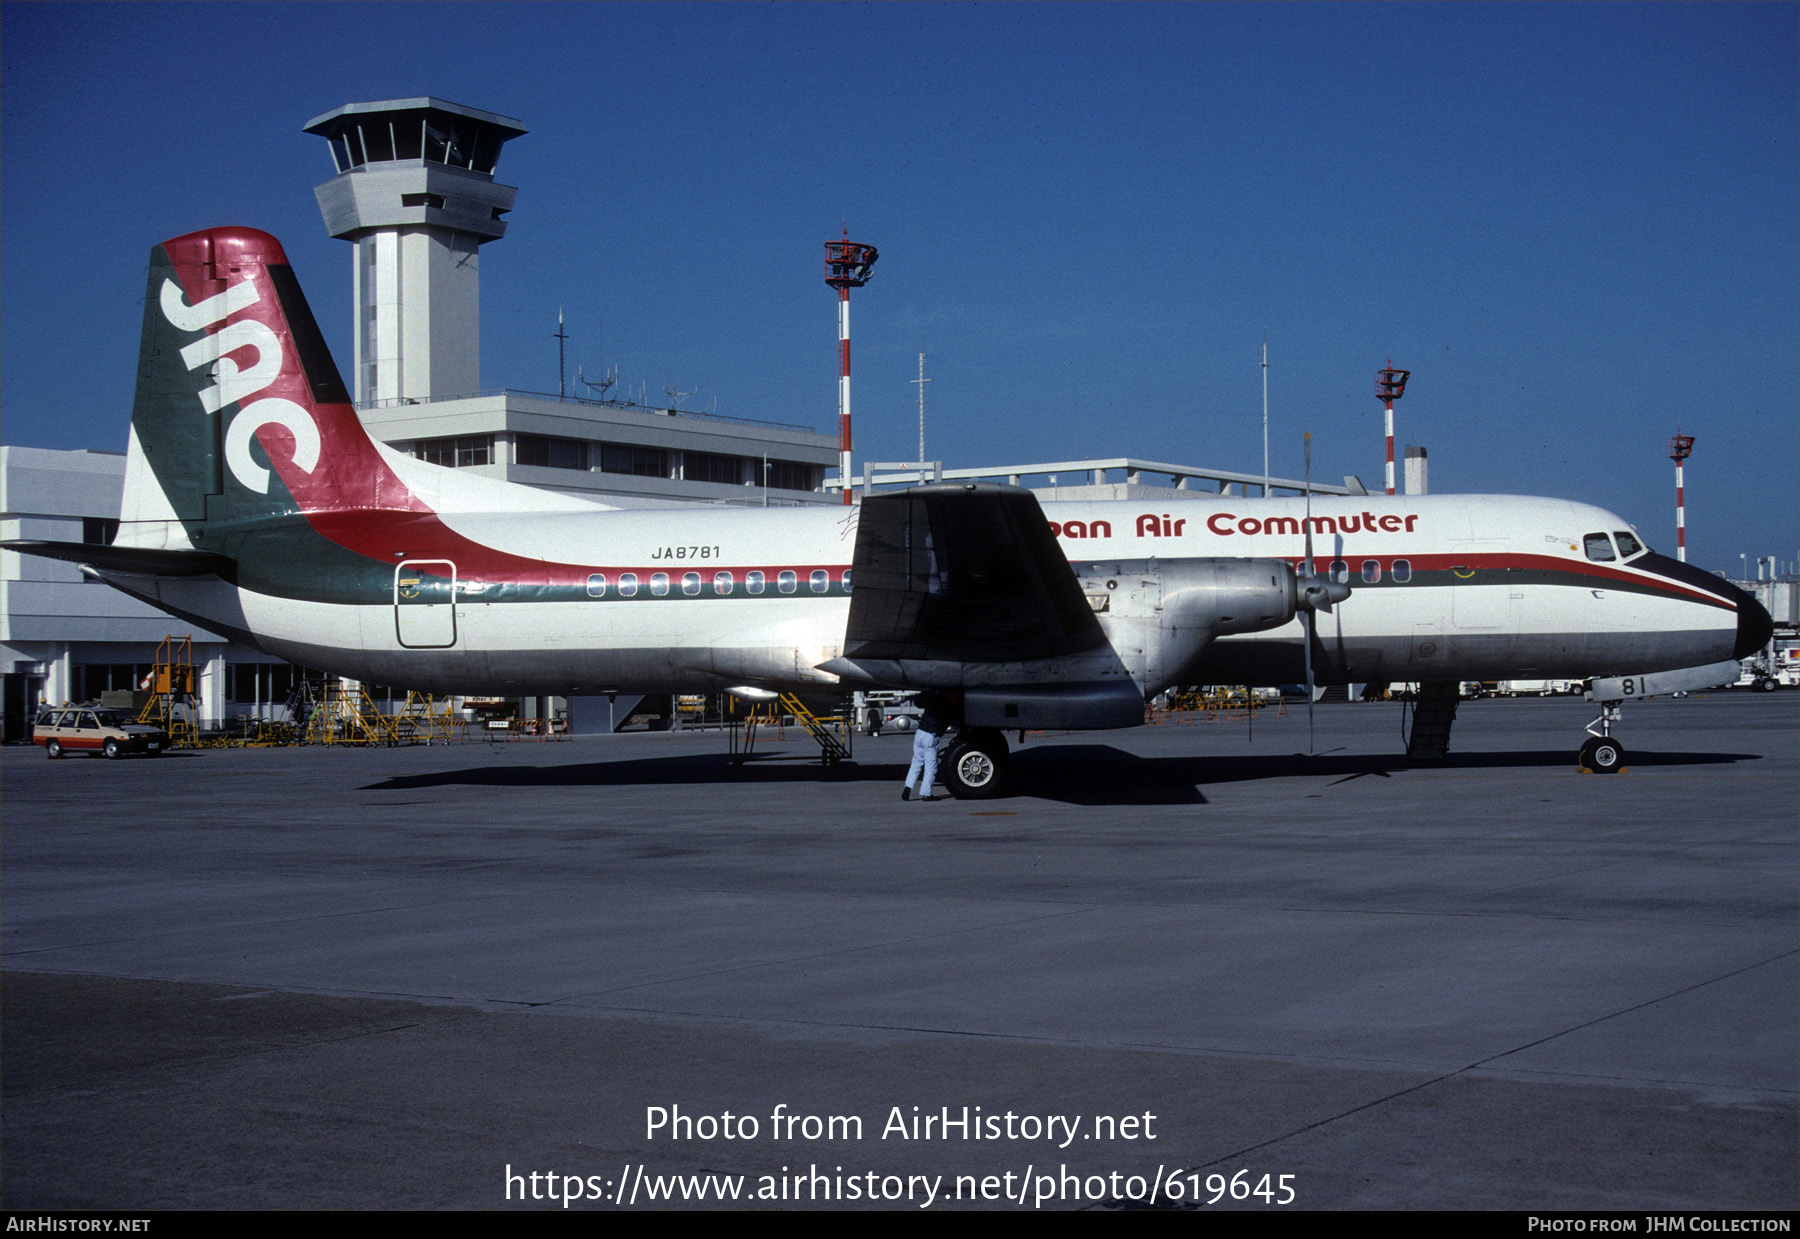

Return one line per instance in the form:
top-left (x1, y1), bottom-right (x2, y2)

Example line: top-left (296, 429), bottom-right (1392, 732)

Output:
top-left (395, 559), bottom-right (458, 649)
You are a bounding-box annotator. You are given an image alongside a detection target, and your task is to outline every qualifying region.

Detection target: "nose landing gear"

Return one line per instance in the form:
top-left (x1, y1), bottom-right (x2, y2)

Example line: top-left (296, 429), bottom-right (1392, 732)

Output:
top-left (1579, 719), bottom-right (1626, 774)
top-left (1578, 659), bottom-right (1740, 775)
top-left (1581, 692), bottom-right (1629, 775)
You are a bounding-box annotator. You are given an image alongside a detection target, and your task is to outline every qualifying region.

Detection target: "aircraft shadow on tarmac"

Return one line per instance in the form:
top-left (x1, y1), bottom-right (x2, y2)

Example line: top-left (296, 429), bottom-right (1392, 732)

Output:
top-left (360, 744), bottom-right (1757, 807)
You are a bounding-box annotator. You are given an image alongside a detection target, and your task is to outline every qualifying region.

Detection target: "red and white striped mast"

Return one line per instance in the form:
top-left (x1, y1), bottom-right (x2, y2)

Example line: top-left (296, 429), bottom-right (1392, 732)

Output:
top-left (1670, 430), bottom-right (1695, 563)
top-left (824, 230), bottom-right (878, 504)
top-left (1376, 361), bottom-right (1410, 495)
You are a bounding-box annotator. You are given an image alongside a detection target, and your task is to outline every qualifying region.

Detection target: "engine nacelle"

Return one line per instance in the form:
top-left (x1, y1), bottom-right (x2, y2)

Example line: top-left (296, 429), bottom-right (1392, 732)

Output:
top-left (1074, 557), bottom-right (1298, 695)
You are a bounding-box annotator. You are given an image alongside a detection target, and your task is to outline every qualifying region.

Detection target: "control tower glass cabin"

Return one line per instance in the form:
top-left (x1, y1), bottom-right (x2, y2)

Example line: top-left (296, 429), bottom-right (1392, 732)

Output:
top-left (303, 98), bottom-right (527, 406)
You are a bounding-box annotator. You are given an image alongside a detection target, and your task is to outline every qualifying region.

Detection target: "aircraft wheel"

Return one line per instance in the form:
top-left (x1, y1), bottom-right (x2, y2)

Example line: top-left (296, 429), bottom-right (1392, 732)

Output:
top-left (46, 739), bottom-right (62, 759)
top-left (945, 730), bottom-right (1010, 800)
top-left (1579, 735), bottom-right (1625, 774)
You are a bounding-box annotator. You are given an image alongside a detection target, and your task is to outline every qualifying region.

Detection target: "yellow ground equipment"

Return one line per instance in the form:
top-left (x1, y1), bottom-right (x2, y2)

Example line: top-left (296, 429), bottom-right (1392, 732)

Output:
top-left (728, 693), bottom-right (852, 766)
top-left (303, 681), bottom-right (398, 746)
top-left (135, 635), bottom-right (199, 747)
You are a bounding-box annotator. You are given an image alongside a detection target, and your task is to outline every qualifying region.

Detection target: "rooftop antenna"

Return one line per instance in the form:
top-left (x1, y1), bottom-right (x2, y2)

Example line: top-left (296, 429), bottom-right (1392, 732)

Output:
top-left (912, 349), bottom-right (931, 484)
top-left (577, 363), bottom-right (616, 401)
top-left (555, 309), bottom-right (569, 399)
top-left (664, 382), bottom-right (696, 410)
top-left (1261, 340), bottom-right (1270, 496)
top-left (824, 227), bottom-right (879, 504)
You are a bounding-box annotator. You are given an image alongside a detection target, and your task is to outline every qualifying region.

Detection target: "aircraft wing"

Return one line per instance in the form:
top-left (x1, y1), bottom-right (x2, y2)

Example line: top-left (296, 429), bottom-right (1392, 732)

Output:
top-left (819, 484), bottom-right (1144, 729)
top-left (843, 483), bottom-right (1104, 662)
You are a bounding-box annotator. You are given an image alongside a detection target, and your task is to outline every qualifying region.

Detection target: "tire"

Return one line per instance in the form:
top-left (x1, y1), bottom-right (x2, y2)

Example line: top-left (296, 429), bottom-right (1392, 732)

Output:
top-left (103, 738), bottom-right (122, 759)
top-left (945, 730), bottom-right (1011, 800)
top-left (46, 739), bottom-right (62, 759)
top-left (1579, 735), bottom-right (1625, 774)
top-left (1756, 678), bottom-right (1779, 692)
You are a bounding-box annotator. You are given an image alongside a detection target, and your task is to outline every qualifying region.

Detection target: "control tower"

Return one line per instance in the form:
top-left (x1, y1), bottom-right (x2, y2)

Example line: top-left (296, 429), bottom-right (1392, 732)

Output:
top-left (303, 98), bottom-right (527, 405)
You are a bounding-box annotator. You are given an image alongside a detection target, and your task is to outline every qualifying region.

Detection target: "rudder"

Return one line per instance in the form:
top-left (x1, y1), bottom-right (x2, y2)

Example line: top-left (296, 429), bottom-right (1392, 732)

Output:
top-left (120, 227), bottom-right (364, 550)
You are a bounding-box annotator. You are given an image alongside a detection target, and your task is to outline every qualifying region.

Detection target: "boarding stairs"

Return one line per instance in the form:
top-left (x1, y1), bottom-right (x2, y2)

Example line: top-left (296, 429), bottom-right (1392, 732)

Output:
top-left (1405, 680), bottom-right (1459, 764)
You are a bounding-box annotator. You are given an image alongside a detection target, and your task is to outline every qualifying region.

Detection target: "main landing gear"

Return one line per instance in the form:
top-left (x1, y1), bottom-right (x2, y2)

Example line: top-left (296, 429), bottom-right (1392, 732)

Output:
top-left (944, 727), bottom-right (1011, 800)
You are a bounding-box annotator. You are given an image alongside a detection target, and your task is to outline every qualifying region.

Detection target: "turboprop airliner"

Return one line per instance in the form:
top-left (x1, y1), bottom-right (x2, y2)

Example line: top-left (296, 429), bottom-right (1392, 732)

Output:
top-left (5, 227), bottom-right (1772, 796)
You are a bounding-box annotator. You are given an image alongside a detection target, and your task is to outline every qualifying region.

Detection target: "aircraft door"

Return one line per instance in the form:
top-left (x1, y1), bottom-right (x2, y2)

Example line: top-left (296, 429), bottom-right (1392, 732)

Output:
top-left (1449, 542), bottom-right (1514, 630)
top-left (394, 559), bottom-right (458, 648)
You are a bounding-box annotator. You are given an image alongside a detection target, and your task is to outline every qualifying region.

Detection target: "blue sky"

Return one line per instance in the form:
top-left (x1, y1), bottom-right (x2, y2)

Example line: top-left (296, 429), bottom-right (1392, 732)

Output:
top-left (3, 2), bottom-right (1794, 573)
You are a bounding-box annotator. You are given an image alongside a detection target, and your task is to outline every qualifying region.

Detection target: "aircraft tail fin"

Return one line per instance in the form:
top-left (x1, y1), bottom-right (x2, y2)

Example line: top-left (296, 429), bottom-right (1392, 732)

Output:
top-left (119, 226), bottom-right (382, 550)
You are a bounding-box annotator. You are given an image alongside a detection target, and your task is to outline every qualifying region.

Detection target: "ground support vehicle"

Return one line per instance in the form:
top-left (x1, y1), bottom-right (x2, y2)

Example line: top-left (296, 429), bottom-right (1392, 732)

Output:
top-left (34, 707), bottom-right (170, 758)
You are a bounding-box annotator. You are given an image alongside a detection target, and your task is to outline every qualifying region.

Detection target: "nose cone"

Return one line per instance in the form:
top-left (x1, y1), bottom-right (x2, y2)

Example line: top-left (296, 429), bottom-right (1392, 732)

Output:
top-left (1732, 585), bottom-right (1774, 660)
top-left (1631, 552), bottom-right (1775, 663)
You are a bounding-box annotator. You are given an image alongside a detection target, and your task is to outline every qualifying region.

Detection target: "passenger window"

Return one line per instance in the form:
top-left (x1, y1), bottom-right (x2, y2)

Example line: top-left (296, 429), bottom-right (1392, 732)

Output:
top-left (746, 571), bottom-right (765, 595)
top-left (1614, 531), bottom-right (1644, 558)
top-left (1329, 559), bottom-right (1349, 584)
top-left (682, 572), bottom-right (700, 596)
top-left (1361, 560), bottom-right (1381, 584)
top-left (80, 713), bottom-right (99, 729)
top-left (619, 573), bottom-right (638, 597)
top-left (809, 569), bottom-right (829, 594)
top-left (842, 570), bottom-right (852, 592)
top-left (651, 573), bottom-right (670, 596)
top-left (778, 570), bottom-right (797, 594)
top-left (713, 571), bottom-right (733, 596)
top-left (1584, 533), bottom-right (1616, 562)
top-left (1392, 559), bottom-right (1412, 583)
top-left (586, 573), bottom-right (607, 598)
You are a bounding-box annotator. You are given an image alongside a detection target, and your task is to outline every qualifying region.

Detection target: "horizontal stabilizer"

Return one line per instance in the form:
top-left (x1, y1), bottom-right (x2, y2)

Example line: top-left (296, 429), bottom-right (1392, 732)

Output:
top-left (2, 540), bottom-right (235, 579)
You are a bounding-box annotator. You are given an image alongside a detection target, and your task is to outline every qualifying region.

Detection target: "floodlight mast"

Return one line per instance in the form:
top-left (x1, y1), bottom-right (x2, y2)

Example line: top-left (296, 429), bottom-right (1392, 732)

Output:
top-left (1669, 431), bottom-right (1695, 563)
top-left (1376, 362), bottom-right (1410, 495)
top-left (824, 231), bottom-right (878, 504)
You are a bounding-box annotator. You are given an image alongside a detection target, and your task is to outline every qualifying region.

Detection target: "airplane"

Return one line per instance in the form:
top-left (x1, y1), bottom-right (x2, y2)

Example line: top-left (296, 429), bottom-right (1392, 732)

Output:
top-left (4, 226), bottom-right (1774, 796)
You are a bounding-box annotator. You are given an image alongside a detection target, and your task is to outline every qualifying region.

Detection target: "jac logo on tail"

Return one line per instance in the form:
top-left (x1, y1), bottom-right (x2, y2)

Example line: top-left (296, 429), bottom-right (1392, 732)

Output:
top-left (160, 277), bottom-right (320, 494)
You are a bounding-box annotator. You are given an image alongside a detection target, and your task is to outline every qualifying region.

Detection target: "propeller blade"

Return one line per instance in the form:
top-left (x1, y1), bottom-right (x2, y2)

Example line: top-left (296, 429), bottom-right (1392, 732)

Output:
top-left (1303, 431), bottom-right (1315, 754)
top-left (1303, 432), bottom-right (1314, 578)
top-left (1295, 433), bottom-right (1351, 616)
top-left (1303, 606), bottom-right (1315, 753)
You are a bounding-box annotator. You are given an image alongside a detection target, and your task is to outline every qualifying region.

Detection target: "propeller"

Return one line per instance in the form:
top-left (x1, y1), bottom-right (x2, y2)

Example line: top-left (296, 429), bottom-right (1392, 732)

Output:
top-left (1303, 434), bottom-right (1316, 751)
top-left (1296, 433), bottom-right (1352, 752)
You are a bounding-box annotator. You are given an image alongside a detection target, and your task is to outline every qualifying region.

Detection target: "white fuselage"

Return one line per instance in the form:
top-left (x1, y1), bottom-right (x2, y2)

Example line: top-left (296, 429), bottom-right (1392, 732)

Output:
top-left (117, 489), bottom-right (1741, 699)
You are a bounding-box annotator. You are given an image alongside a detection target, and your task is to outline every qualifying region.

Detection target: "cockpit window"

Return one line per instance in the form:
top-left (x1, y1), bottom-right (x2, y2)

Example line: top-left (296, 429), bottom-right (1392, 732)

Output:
top-left (1583, 533), bottom-right (1616, 562)
top-left (1614, 531), bottom-right (1644, 558)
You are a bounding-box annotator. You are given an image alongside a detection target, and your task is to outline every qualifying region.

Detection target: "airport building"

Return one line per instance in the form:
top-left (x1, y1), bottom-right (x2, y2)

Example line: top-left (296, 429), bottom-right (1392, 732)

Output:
top-left (300, 99), bottom-right (838, 510)
top-left (2, 98), bottom-right (841, 739)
